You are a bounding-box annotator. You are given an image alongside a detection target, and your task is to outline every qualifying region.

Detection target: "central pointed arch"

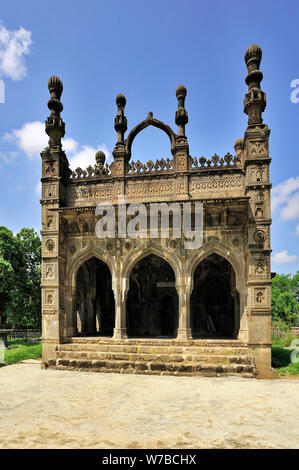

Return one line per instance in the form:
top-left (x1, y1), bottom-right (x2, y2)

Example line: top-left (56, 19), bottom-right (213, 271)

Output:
top-left (126, 253), bottom-right (178, 338)
top-left (125, 115), bottom-right (176, 159)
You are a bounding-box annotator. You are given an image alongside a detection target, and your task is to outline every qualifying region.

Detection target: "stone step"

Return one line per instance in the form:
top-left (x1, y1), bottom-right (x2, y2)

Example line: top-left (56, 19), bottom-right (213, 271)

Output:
top-left (55, 350), bottom-right (254, 365)
top-left (69, 337), bottom-right (245, 347)
top-left (58, 343), bottom-right (251, 356)
top-left (44, 358), bottom-right (258, 378)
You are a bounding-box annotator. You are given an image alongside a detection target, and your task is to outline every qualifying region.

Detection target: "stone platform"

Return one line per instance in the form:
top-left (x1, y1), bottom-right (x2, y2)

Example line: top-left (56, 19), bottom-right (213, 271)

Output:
top-left (44, 337), bottom-right (258, 378)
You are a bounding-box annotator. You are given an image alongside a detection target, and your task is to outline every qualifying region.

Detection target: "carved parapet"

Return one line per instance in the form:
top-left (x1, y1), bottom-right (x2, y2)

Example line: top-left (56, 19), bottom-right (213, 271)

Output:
top-left (189, 152), bottom-right (240, 170)
top-left (127, 157), bottom-right (174, 175)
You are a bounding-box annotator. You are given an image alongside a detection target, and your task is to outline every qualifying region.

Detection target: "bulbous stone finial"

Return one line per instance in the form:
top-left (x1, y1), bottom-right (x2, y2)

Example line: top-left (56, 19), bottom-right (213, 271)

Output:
top-left (176, 84), bottom-right (187, 100)
top-left (95, 150), bottom-right (106, 165)
top-left (116, 93), bottom-right (126, 108)
top-left (113, 93), bottom-right (127, 153)
top-left (48, 76), bottom-right (63, 95)
top-left (234, 138), bottom-right (244, 151)
top-left (245, 44), bottom-right (262, 68)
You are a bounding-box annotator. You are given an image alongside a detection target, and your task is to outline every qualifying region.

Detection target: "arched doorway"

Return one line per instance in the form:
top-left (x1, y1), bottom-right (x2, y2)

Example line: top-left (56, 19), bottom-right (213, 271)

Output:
top-left (126, 254), bottom-right (178, 337)
top-left (191, 253), bottom-right (239, 338)
top-left (75, 257), bottom-right (115, 336)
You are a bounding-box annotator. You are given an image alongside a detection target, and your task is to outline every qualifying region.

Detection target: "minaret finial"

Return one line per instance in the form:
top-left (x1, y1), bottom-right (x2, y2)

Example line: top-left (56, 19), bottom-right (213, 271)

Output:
top-left (175, 84), bottom-right (188, 140)
top-left (244, 44), bottom-right (266, 127)
top-left (46, 76), bottom-right (65, 150)
top-left (114, 93), bottom-right (127, 149)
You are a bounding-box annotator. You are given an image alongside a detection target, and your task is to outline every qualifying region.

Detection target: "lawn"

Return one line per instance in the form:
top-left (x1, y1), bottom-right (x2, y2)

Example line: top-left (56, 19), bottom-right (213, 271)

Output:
top-left (272, 346), bottom-right (299, 376)
top-left (3, 339), bottom-right (42, 365)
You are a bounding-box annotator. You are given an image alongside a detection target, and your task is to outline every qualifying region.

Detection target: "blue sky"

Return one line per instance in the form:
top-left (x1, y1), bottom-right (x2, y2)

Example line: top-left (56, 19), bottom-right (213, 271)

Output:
top-left (0, 0), bottom-right (298, 274)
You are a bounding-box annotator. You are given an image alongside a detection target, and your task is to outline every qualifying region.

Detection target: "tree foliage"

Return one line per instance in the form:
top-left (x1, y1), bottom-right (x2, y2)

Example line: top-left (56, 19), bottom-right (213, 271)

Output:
top-left (272, 271), bottom-right (299, 328)
top-left (0, 226), bottom-right (41, 328)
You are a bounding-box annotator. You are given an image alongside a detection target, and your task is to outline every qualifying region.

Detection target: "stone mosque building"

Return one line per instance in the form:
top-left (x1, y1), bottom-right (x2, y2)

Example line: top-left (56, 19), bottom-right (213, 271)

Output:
top-left (41, 44), bottom-right (274, 379)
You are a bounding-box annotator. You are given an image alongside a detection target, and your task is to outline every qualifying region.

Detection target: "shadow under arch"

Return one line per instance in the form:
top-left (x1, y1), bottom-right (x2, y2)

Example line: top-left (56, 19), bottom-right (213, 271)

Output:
top-left (74, 256), bottom-right (115, 337)
top-left (190, 252), bottom-right (240, 339)
top-left (122, 243), bottom-right (181, 284)
top-left (125, 115), bottom-right (176, 160)
top-left (68, 247), bottom-right (114, 291)
top-left (126, 253), bottom-right (179, 338)
top-left (188, 240), bottom-right (244, 293)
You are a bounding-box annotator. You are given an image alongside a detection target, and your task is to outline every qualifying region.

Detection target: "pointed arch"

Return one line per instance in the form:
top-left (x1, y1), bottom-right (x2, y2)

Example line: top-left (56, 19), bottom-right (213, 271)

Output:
top-left (188, 240), bottom-right (244, 294)
top-left (122, 242), bottom-right (181, 284)
top-left (125, 115), bottom-right (176, 159)
top-left (67, 246), bottom-right (114, 290)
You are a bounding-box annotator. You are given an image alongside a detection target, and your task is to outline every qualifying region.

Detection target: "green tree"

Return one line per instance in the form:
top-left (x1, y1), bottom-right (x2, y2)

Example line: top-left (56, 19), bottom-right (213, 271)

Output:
top-left (272, 272), bottom-right (299, 328)
top-left (0, 256), bottom-right (14, 326)
top-left (0, 226), bottom-right (41, 328)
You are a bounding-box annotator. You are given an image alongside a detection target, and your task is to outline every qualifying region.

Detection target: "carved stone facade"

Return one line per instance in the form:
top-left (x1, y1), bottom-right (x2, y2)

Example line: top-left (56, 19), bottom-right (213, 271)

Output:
top-left (41, 45), bottom-right (274, 379)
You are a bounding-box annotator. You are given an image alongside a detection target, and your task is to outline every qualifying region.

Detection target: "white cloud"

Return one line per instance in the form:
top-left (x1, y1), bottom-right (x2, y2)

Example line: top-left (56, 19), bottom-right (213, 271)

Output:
top-left (272, 250), bottom-right (297, 264)
top-left (3, 121), bottom-right (47, 158)
top-left (0, 150), bottom-right (19, 163)
top-left (2, 120), bottom-right (111, 187)
top-left (272, 176), bottom-right (299, 211)
top-left (62, 137), bottom-right (78, 154)
top-left (295, 224), bottom-right (299, 236)
top-left (69, 144), bottom-right (110, 170)
top-left (35, 181), bottom-right (41, 196)
top-left (280, 192), bottom-right (299, 220)
top-left (0, 23), bottom-right (32, 80)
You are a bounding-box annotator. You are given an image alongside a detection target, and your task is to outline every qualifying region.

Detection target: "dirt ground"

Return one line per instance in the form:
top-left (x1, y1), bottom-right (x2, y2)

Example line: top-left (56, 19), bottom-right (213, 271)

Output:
top-left (0, 360), bottom-right (298, 449)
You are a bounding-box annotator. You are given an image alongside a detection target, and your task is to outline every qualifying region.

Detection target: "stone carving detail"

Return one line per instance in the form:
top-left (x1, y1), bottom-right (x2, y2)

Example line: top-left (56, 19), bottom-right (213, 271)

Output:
top-left (127, 158), bottom-right (174, 175)
top-left (169, 240), bottom-right (177, 249)
top-left (44, 263), bottom-right (56, 280)
top-left (45, 161), bottom-right (57, 176)
top-left (256, 289), bottom-right (265, 304)
top-left (190, 153), bottom-right (240, 170)
top-left (43, 289), bottom-right (56, 307)
top-left (190, 176), bottom-right (243, 193)
top-left (255, 261), bottom-right (265, 275)
top-left (254, 229), bottom-right (266, 244)
top-left (249, 141), bottom-right (267, 156)
top-left (176, 154), bottom-right (187, 171)
top-left (250, 168), bottom-right (264, 183)
top-left (127, 181), bottom-right (174, 197)
top-left (46, 216), bottom-right (55, 229)
top-left (46, 239), bottom-right (55, 252)
top-left (68, 184), bottom-right (114, 205)
top-left (251, 256), bottom-right (270, 279)
top-left (42, 184), bottom-right (57, 199)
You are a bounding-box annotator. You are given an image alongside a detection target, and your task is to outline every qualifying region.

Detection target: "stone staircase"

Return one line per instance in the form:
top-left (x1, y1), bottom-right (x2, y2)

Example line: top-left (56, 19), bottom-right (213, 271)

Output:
top-left (44, 337), bottom-right (258, 378)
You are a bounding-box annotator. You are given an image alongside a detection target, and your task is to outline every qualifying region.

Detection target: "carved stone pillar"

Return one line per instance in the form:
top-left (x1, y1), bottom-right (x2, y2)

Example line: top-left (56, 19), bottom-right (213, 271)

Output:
top-left (87, 290), bottom-right (96, 334)
top-left (176, 284), bottom-right (192, 340)
top-left (64, 286), bottom-right (77, 338)
top-left (113, 276), bottom-right (128, 339)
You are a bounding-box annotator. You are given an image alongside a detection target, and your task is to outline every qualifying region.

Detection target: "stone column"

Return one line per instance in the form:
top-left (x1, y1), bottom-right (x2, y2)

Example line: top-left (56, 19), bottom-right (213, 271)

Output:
top-left (176, 284), bottom-right (192, 340)
top-left (64, 286), bottom-right (77, 338)
top-left (113, 277), bottom-right (128, 339)
top-left (87, 289), bottom-right (96, 334)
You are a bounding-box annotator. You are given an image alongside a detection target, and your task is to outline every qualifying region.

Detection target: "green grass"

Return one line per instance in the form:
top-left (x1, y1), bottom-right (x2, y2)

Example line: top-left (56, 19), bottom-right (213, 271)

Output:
top-left (272, 333), bottom-right (299, 348)
top-left (272, 346), bottom-right (299, 376)
top-left (3, 339), bottom-right (42, 365)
